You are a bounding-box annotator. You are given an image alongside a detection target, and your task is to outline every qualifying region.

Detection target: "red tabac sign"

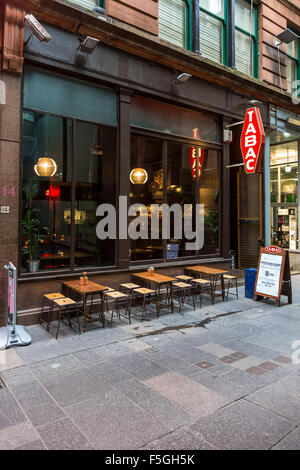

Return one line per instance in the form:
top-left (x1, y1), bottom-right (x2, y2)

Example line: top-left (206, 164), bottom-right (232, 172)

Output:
top-left (241, 107), bottom-right (265, 174)
top-left (189, 147), bottom-right (204, 179)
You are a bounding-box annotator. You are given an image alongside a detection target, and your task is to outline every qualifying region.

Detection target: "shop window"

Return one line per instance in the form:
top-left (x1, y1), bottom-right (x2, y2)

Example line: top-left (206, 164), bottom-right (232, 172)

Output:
top-left (159, 0), bottom-right (192, 49)
top-left (21, 68), bottom-right (117, 273)
top-left (199, 149), bottom-right (220, 255)
top-left (129, 134), bottom-right (220, 262)
top-left (166, 143), bottom-right (197, 257)
top-left (235, 0), bottom-right (257, 77)
top-left (66, 0), bottom-right (104, 11)
top-left (131, 95), bottom-right (220, 143)
top-left (287, 40), bottom-right (299, 95)
top-left (130, 136), bottom-right (164, 262)
top-left (199, 0), bottom-right (225, 65)
top-left (270, 141), bottom-right (299, 250)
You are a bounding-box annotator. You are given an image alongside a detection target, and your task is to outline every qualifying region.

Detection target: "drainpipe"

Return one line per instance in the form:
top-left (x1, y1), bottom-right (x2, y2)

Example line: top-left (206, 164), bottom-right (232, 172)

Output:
top-left (264, 133), bottom-right (271, 247)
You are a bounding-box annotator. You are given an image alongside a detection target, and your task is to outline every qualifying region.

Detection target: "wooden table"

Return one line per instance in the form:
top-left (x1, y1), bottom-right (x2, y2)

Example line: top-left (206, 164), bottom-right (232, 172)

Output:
top-left (63, 280), bottom-right (108, 331)
top-left (133, 272), bottom-right (175, 315)
top-left (186, 266), bottom-right (228, 302)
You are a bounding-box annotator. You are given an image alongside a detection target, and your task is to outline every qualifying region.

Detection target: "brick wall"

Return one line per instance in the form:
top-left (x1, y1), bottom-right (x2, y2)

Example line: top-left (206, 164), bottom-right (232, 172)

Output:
top-left (106, 0), bottom-right (159, 35)
top-left (259, 0), bottom-right (300, 91)
top-left (0, 3), bottom-right (24, 326)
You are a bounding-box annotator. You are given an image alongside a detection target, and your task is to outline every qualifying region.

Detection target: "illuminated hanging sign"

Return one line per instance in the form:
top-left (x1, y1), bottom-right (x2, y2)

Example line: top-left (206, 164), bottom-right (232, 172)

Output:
top-left (189, 147), bottom-right (204, 179)
top-left (240, 107), bottom-right (265, 174)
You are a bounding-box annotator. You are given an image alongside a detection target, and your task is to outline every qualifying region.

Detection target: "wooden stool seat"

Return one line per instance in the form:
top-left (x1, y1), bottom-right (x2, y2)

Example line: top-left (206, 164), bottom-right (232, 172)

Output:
top-left (53, 297), bottom-right (76, 307)
top-left (102, 286), bottom-right (115, 292)
top-left (223, 274), bottom-right (237, 280)
top-left (134, 287), bottom-right (155, 295)
top-left (175, 275), bottom-right (193, 281)
top-left (173, 282), bottom-right (191, 288)
top-left (105, 291), bottom-right (127, 299)
top-left (192, 279), bottom-right (211, 285)
top-left (44, 293), bottom-right (65, 300)
top-left (120, 283), bottom-right (140, 289)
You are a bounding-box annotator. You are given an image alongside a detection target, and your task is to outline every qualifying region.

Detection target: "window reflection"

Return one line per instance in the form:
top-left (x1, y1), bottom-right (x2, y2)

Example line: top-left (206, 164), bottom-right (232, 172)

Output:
top-left (130, 135), bottom-right (163, 261)
top-left (74, 121), bottom-right (116, 267)
top-left (22, 112), bottom-right (72, 271)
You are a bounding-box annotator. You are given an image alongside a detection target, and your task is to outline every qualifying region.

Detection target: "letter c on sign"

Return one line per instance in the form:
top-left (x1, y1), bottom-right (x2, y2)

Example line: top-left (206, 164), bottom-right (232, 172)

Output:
top-left (246, 160), bottom-right (255, 171)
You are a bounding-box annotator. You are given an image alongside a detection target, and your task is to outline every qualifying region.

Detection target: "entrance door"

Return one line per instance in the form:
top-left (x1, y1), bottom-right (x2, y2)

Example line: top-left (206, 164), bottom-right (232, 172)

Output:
top-left (237, 170), bottom-right (263, 268)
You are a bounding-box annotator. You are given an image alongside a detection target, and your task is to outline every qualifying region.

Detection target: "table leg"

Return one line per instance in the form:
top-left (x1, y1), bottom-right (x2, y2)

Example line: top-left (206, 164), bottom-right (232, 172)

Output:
top-left (221, 275), bottom-right (225, 301)
top-left (100, 292), bottom-right (105, 328)
top-left (170, 282), bottom-right (174, 313)
top-left (156, 285), bottom-right (161, 316)
top-left (83, 294), bottom-right (87, 332)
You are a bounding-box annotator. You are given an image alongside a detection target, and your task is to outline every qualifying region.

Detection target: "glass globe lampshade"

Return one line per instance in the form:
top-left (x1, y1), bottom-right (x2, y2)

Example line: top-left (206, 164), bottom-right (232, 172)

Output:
top-left (34, 157), bottom-right (57, 177)
top-left (130, 168), bottom-right (148, 184)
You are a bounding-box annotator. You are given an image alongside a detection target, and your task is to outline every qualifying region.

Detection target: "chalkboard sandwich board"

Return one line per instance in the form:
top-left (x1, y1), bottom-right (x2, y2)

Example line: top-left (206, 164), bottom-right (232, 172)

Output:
top-left (254, 246), bottom-right (292, 307)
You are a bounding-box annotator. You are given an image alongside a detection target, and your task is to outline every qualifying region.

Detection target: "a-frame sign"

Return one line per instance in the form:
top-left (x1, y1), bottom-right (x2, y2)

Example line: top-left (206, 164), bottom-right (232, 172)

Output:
top-left (254, 246), bottom-right (292, 307)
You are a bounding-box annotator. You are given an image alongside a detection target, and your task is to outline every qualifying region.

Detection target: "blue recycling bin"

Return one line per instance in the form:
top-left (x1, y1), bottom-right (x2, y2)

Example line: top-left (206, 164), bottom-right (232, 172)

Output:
top-left (245, 268), bottom-right (257, 299)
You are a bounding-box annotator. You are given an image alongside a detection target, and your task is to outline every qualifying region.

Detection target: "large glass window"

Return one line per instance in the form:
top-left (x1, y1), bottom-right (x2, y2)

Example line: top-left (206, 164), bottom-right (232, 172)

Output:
top-left (270, 140), bottom-right (299, 250)
top-left (159, 0), bottom-right (191, 49)
top-left (235, 0), bottom-right (257, 77)
top-left (129, 134), bottom-right (220, 262)
top-left (199, 0), bottom-right (225, 64)
top-left (21, 68), bottom-right (117, 273)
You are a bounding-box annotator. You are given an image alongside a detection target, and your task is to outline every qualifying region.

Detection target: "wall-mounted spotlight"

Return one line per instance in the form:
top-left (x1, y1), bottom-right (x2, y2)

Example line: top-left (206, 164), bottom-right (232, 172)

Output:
top-left (78, 36), bottom-right (100, 54)
top-left (174, 72), bottom-right (192, 84)
top-left (275, 28), bottom-right (299, 47)
top-left (24, 14), bottom-right (52, 42)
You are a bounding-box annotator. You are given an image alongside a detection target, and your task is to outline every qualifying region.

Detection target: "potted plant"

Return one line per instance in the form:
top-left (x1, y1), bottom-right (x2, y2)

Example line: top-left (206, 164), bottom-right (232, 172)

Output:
top-left (204, 210), bottom-right (219, 252)
top-left (80, 271), bottom-right (88, 285)
top-left (22, 180), bottom-right (49, 273)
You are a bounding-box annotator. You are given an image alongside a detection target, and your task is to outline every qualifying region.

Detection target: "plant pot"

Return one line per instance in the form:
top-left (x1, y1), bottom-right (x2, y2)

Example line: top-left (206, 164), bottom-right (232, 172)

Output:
top-left (80, 277), bottom-right (88, 285)
top-left (147, 269), bottom-right (154, 276)
top-left (26, 260), bottom-right (40, 273)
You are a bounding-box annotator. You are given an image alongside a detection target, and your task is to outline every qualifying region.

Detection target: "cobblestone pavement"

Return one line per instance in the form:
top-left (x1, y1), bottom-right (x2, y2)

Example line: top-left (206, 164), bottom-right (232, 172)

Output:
top-left (1, 277), bottom-right (300, 450)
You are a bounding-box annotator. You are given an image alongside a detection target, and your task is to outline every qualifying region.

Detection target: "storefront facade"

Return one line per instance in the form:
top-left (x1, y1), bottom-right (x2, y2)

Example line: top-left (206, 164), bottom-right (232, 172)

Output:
top-left (1, 0), bottom-right (300, 326)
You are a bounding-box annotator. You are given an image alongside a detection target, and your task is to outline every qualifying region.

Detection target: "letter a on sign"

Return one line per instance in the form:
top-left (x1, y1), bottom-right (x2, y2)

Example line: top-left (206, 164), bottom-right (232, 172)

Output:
top-left (240, 107), bottom-right (265, 174)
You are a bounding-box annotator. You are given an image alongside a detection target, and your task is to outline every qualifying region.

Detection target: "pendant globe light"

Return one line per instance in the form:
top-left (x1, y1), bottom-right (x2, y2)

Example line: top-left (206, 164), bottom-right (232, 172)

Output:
top-left (34, 156), bottom-right (57, 177)
top-left (130, 137), bottom-right (148, 184)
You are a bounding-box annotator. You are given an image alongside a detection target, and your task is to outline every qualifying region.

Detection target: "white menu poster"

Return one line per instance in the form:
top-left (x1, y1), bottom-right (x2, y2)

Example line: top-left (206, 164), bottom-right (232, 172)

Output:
top-left (255, 253), bottom-right (283, 298)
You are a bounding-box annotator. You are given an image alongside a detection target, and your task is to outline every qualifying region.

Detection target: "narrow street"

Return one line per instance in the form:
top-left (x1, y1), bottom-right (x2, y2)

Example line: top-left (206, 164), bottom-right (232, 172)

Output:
top-left (1, 277), bottom-right (300, 450)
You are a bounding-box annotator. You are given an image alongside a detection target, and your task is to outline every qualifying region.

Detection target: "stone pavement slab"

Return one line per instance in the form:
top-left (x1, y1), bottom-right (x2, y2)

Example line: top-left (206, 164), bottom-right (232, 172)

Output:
top-left (39, 367), bottom-right (114, 408)
top-left (246, 375), bottom-right (300, 423)
top-left (272, 426), bottom-right (300, 450)
top-left (64, 389), bottom-right (169, 449)
top-left (0, 421), bottom-right (41, 450)
top-left (143, 371), bottom-right (230, 418)
top-left (37, 417), bottom-right (94, 450)
top-left (190, 399), bottom-right (295, 450)
top-left (0, 389), bottom-right (26, 430)
top-left (143, 428), bottom-right (218, 450)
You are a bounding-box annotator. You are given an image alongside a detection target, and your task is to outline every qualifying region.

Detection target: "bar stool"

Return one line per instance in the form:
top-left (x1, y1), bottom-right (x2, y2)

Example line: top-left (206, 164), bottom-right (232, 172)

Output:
top-left (172, 281), bottom-right (194, 313)
top-left (41, 293), bottom-right (65, 331)
top-left (175, 275), bottom-right (193, 283)
top-left (191, 278), bottom-right (213, 307)
top-left (104, 291), bottom-right (131, 327)
top-left (133, 287), bottom-right (156, 321)
top-left (52, 297), bottom-right (81, 340)
top-left (224, 274), bottom-right (239, 301)
top-left (119, 283), bottom-right (140, 293)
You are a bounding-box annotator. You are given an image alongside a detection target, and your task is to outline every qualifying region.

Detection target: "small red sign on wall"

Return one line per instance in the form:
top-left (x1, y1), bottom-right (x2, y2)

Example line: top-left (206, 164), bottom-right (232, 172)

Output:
top-left (265, 246), bottom-right (281, 254)
top-left (189, 147), bottom-right (204, 179)
top-left (240, 107), bottom-right (265, 174)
